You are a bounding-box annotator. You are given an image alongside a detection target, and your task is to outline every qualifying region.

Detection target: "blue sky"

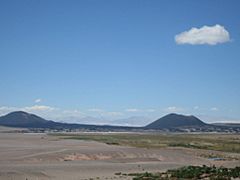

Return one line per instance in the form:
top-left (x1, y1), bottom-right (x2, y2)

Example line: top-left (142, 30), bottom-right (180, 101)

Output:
top-left (0, 0), bottom-right (240, 124)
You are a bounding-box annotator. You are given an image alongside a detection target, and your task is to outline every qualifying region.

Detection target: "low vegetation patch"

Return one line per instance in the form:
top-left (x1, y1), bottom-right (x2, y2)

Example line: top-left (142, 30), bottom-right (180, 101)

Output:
top-left (51, 133), bottom-right (240, 153)
top-left (125, 165), bottom-right (240, 180)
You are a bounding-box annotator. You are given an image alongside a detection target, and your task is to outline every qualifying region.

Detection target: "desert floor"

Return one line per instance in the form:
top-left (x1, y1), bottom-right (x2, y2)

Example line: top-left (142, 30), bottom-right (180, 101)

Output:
top-left (0, 132), bottom-right (239, 180)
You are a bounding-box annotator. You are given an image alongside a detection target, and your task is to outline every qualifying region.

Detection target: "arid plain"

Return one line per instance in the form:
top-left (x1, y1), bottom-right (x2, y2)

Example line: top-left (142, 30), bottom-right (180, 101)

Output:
top-left (0, 128), bottom-right (239, 180)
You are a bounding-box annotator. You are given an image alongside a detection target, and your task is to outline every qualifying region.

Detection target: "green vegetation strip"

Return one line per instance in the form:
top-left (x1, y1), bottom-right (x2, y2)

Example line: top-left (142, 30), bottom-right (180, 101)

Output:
top-left (123, 165), bottom-right (240, 180)
top-left (51, 133), bottom-right (240, 153)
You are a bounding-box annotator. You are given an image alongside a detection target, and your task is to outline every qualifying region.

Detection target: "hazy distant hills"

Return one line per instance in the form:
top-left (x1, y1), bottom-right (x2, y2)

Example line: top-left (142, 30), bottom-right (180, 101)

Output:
top-left (57, 116), bottom-right (151, 127)
top-left (0, 111), bottom-right (137, 130)
top-left (111, 116), bottom-right (152, 126)
top-left (145, 113), bottom-right (207, 129)
top-left (212, 123), bottom-right (240, 128)
top-left (0, 111), bottom-right (238, 132)
top-left (0, 111), bottom-right (152, 129)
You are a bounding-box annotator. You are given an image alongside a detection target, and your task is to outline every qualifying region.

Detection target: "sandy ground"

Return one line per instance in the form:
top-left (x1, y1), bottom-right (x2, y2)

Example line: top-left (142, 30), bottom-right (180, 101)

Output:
top-left (0, 133), bottom-right (239, 180)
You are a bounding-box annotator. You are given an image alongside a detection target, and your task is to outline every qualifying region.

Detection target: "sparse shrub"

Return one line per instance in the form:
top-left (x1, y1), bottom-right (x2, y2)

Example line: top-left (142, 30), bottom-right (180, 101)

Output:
top-left (127, 165), bottom-right (240, 180)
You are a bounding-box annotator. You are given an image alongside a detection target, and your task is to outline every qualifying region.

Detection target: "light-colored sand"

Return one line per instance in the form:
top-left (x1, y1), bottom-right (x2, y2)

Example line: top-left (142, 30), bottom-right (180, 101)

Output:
top-left (0, 133), bottom-right (239, 180)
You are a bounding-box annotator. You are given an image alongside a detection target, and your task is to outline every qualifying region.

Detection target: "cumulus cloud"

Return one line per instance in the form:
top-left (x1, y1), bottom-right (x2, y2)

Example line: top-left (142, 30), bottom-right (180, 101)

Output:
top-left (88, 108), bottom-right (104, 112)
top-left (198, 115), bottom-right (239, 123)
top-left (63, 109), bottom-right (84, 115)
top-left (193, 106), bottom-right (199, 110)
top-left (34, 98), bottom-right (42, 103)
top-left (175, 24), bottom-right (230, 45)
top-left (163, 106), bottom-right (185, 113)
top-left (146, 109), bottom-right (156, 112)
top-left (210, 107), bottom-right (219, 111)
top-left (0, 106), bottom-right (16, 111)
top-left (87, 108), bottom-right (123, 118)
top-left (103, 111), bottom-right (123, 117)
top-left (0, 105), bottom-right (57, 117)
top-left (0, 106), bottom-right (18, 115)
top-left (23, 105), bottom-right (55, 111)
top-left (125, 108), bottom-right (140, 112)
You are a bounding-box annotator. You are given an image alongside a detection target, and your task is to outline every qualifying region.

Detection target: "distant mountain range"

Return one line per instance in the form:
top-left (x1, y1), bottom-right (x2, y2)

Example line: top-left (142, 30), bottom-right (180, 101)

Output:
top-left (212, 123), bottom-right (240, 128)
top-left (0, 111), bottom-right (239, 132)
top-left (0, 111), bottom-right (137, 130)
top-left (111, 116), bottom-right (152, 126)
top-left (58, 116), bottom-right (152, 127)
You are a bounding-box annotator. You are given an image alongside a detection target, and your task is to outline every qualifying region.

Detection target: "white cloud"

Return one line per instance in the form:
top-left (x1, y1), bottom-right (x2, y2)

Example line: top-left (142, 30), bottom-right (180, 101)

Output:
top-left (0, 106), bottom-right (16, 111)
top-left (193, 106), bottom-right (199, 110)
top-left (0, 106), bottom-right (18, 116)
top-left (103, 111), bottom-right (123, 117)
top-left (198, 115), bottom-right (240, 123)
top-left (163, 106), bottom-right (184, 113)
top-left (175, 24), bottom-right (230, 45)
top-left (125, 108), bottom-right (140, 112)
top-left (62, 109), bottom-right (84, 115)
top-left (126, 108), bottom-right (157, 113)
top-left (146, 109), bottom-right (156, 112)
top-left (23, 105), bottom-right (55, 111)
top-left (88, 108), bottom-right (104, 112)
top-left (87, 109), bottom-right (123, 118)
top-left (210, 107), bottom-right (219, 111)
top-left (34, 98), bottom-right (42, 103)
top-left (0, 105), bottom-right (57, 117)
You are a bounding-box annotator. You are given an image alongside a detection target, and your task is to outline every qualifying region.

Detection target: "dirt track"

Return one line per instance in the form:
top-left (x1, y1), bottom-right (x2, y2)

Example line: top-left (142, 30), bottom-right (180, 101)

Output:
top-left (0, 133), bottom-right (239, 180)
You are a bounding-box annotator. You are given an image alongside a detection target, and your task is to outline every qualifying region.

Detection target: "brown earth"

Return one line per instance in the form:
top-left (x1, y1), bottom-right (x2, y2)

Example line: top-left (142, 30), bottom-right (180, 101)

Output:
top-left (0, 132), bottom-right (239, 180)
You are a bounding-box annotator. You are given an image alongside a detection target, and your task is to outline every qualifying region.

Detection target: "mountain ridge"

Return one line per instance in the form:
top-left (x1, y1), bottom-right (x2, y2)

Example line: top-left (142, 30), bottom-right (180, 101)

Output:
top-left (145, 113), bottom-right (207, 129)
top-left (0, 111), bottom-right (220, 130)
top-left (0, 111), bottom-right (137, 130)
